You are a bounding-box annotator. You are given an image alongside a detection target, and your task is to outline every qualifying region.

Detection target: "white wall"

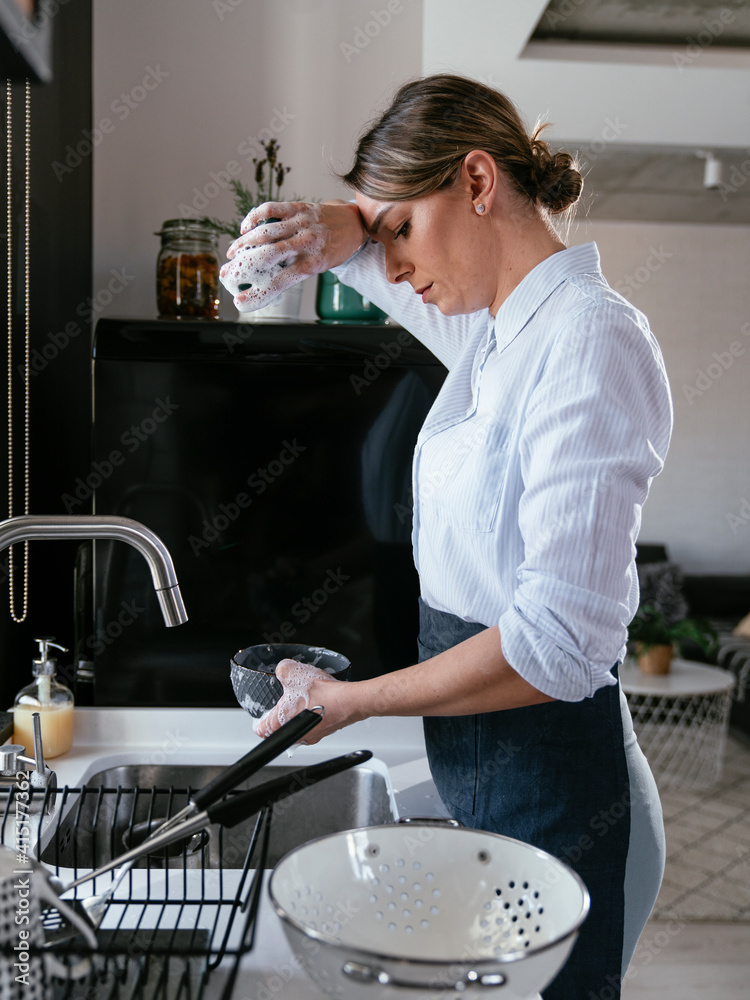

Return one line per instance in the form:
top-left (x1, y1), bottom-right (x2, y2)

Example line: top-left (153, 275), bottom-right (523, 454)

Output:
top-left (568, 220), bottom-right (750, 576)
top-left (92, 0), bottom-right (423, 320)
top-left (92, 0), bottom-right (750, 577)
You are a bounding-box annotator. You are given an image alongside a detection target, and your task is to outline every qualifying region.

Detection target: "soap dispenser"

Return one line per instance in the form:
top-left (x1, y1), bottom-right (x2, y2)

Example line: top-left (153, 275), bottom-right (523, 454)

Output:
top-left (13, 637), bottom-right (74, 759)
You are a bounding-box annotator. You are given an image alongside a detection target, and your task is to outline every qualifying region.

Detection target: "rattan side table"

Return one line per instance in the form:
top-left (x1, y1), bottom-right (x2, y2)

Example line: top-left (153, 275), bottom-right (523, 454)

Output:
top-left (620, 658), bottom-right (736, 791)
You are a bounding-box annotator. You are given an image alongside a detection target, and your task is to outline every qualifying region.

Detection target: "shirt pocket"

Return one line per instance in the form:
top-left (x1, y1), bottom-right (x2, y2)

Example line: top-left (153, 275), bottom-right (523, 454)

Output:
top-left (416, 415), bottom-right (510, 532)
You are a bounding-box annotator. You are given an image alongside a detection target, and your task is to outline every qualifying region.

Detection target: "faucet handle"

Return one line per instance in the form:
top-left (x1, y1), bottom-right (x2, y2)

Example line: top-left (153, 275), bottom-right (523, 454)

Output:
top-left (0, 745), bottom-right (26, 772)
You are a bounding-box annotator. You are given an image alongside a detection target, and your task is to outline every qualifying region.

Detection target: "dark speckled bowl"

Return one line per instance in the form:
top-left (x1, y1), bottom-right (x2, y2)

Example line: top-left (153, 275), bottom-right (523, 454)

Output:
top-left (230, 643), bottom-right (351, 719)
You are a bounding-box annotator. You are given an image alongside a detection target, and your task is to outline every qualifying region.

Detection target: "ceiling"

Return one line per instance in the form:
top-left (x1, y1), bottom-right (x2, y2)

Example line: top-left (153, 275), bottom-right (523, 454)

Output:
top-left (530, 0), bottom-right (750, 49)
top-left (424, 1), bottom-right (750, 225)
top-left (564, 144), bottom-right (750, 225)
top-left (533, 1), bottom-right (750, 224)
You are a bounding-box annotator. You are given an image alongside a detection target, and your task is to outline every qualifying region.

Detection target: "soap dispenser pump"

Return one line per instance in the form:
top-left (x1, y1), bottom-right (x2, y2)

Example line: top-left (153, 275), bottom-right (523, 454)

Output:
top-left (13, 636), bottom-right (74, 759)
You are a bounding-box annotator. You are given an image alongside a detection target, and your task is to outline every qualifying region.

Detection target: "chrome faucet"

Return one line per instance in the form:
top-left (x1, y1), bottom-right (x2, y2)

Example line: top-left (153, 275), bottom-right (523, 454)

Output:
top-left (0, 515), bottom-right (188, 627)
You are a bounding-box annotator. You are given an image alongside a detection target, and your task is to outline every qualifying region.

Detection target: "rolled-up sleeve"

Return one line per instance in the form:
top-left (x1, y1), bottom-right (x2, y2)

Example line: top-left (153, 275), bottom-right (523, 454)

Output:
top-left (498, 297), bottom-right (674, 701)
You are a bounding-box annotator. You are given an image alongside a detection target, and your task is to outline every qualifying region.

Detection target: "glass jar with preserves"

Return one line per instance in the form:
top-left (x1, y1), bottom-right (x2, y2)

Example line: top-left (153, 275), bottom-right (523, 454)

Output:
top-left (155, 219), bottom-right (221, 319)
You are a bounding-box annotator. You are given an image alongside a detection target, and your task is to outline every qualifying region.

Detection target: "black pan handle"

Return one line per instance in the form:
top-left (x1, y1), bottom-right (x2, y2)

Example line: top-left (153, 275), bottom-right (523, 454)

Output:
top-left (190, 708), bottom-right (324, 811)
top-left (208, 750), bottom-right (373, 828)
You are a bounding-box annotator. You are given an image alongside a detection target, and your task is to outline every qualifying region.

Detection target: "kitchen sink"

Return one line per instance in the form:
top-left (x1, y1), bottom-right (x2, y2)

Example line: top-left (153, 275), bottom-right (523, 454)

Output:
top-left (37, 759), bottom-right (396, 870)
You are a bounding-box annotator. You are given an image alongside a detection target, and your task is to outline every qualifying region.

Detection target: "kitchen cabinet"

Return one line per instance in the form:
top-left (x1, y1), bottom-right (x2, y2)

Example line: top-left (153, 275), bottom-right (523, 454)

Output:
top-left (85, 319), bottom-right (447, 707)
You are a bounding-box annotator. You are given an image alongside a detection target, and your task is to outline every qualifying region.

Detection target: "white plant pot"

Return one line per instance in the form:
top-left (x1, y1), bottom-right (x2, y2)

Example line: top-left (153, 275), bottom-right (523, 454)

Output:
top-left (240, 281), bottom-right (304, 321)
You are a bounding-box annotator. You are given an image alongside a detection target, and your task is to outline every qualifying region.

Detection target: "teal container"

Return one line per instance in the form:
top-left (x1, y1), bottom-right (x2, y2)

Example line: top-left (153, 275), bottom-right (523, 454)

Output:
top-left (315, 272), bottom-right (387, 323)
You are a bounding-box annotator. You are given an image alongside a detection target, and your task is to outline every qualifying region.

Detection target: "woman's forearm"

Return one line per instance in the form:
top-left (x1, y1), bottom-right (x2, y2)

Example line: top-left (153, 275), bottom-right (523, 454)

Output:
top-left (353, 625), bottom-right (555, 721)
top-left (257, 625), bottom-right (555, 744)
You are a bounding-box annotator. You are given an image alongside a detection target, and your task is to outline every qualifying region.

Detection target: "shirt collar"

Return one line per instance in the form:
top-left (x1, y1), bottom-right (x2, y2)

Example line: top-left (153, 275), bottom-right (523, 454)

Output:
top-left (492, 242), bottom-right (602, 353)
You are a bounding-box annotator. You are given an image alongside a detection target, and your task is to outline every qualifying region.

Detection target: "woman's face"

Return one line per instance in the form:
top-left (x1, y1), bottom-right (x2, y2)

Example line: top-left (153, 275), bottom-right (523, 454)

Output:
top-left (355, 184), bottom-right (498, 316)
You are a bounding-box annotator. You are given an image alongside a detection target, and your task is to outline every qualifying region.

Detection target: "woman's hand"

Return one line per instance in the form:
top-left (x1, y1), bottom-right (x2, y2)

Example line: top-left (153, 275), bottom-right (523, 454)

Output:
top-left (219, 200), bottom-right (367, 313)
top-left (253, 658), bottom-right (364, 744)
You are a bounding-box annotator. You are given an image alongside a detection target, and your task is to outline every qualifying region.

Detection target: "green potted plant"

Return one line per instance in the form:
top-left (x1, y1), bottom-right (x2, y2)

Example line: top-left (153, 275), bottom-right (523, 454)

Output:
top-left (202, 138), bottom-right (294, 240)
top-left (629, 604), bottom-right (717, 675)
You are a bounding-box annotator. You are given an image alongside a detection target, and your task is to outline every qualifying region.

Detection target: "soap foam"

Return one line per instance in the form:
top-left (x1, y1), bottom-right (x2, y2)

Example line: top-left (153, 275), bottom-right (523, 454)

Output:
top-left (252, 658), bottom-right (326, 737)
top-left (219, 204), bottom-right (327, 313)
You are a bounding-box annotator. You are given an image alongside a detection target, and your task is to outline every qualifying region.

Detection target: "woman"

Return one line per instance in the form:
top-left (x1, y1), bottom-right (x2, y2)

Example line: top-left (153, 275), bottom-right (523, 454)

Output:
top-left (220, 74), bottom-right (673, 999)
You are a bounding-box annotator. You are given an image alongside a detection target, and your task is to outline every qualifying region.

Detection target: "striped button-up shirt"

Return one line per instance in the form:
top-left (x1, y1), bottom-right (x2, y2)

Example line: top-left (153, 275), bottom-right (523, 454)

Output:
top-left (334, 241), bottom-right (673, 701)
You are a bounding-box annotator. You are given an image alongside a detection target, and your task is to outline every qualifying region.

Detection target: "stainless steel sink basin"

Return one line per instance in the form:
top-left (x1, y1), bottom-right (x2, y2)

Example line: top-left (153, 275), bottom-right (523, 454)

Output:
top-left (38, 760), bottom-right (395, 870)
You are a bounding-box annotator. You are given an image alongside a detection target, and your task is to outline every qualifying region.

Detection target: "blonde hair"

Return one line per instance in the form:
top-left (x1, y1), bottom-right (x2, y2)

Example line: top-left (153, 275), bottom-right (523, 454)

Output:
top-left (341, 74), bottom-right (582, 215)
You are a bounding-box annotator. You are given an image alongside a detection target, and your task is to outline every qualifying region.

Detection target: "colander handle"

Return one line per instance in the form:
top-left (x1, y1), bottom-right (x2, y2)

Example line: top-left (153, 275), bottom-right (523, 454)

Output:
top-left (342, 962), bottom-right (506, 990)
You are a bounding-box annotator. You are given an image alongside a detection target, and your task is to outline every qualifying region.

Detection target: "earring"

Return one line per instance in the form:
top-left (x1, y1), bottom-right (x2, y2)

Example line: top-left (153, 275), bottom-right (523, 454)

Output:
top-left (475, 203), bottom-right (485, 214)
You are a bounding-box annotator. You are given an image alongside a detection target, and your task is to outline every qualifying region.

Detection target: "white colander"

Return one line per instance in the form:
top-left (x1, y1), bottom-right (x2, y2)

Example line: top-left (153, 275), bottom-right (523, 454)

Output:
top-left (269, 822), bottom-right (589, 1000)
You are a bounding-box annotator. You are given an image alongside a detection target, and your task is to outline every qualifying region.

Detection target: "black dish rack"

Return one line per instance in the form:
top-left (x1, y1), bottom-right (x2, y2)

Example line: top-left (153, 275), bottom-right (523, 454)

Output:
top-left (1, 782), bottom-right (271, 1000)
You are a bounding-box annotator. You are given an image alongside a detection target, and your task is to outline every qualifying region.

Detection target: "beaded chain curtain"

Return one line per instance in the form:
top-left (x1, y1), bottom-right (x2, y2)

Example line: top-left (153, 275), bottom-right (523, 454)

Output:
top-left (4, 79), bottom-right (31, 622)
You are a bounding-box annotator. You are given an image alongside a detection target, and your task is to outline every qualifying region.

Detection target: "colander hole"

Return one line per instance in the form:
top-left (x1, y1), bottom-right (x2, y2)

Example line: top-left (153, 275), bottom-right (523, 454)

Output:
top-left (372, 877), bottom-right (380, 886)
top-left (380, 864), bottom-right (390, 873)
top-left (535, 926), bottom-right (541, 933)
top-left (526, 912), bottom-right (531, 919)
top-left (405, 925), bottom-right (414, 933)
top-left (426, 872), bottom-right (434, 881)
top-left (484, 902), bottom-right (492, 911)
top-left (432, 888), bottom-right (441, 898)
top-left (384, 884), bottom-right (393, 894)
top-left (396, 858), bottom-right (405, 867)
top-left (315, 890), bottom-right (323, 900)
top-left (388, 901), bottom-right (396, 911)
top-left (301, 906), bottom-right (307, 916)
top-left (539, 907), bottom-right (544, 914)
top-left (400, 892), bottom-right (409, 902)
top-left (477, 850), bottom-right (490, 864)
top-left (495, 887), bottom-right (502, 895)
top-left (508, 881), bottom-right (515, 888)
top-left (388, 922), bottom-right (397, 931)
top-left (525, 941), bottom-right (530, 948)
top-left (413, 882), bottom-right (422, 891)
top-left (398, 875), bottom-right (407, 884)
top-left (369, 895), bottom-right (377, 904)
top-left (512, 916), bottom-right (518, 923)
top-left (480, 919), bottom-right (489, 928)
top-left (430, 906), bottom-right (439, 915)
top-left (518, 899), bottom-right (524, 906)
top-left (518, 927), bottom-right (524, 935)
top-left (420, 919), bottom-right (429, 929)
top-left (375, 911), bottom-right (383, 920)
top-left (484, 935), bottom-right (492, 944)
top-left (504, 902), bottom-right (510, 910)
top-left (367, 845), bottom-right (379, 858)
top-left (523, 882), bottom-right (529, 889)
top-left (533, 891), bottom-right (540, 898)
top-left (413, 861), bottom-right (421, 870)
top-left (403, 909), bottom-right (411, 918)
top-left (312, 908), bottom-right (319, 916)
top-left (415, 899), bottom-right (424, 908)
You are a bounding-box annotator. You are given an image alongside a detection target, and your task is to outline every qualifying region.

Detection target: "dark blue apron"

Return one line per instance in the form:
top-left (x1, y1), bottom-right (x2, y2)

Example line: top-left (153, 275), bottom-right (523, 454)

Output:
top-left (418, 598), bottom-right (629, 1000)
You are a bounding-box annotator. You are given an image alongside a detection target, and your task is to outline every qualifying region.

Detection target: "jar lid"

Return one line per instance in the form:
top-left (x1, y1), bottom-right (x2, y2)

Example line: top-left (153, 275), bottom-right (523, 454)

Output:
top-left (155, 218), bottom-right (218, 239)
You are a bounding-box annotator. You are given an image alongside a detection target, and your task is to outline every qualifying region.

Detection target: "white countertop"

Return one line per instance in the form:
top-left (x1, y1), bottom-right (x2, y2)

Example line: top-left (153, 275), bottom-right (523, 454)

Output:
top-left (44, 706), bottom-right (447, 818)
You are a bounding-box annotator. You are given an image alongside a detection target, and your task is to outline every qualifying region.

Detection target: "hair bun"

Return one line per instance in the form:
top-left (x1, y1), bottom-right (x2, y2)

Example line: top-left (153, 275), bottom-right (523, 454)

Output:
top-left (530, 141), bottom-right (583, 213)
